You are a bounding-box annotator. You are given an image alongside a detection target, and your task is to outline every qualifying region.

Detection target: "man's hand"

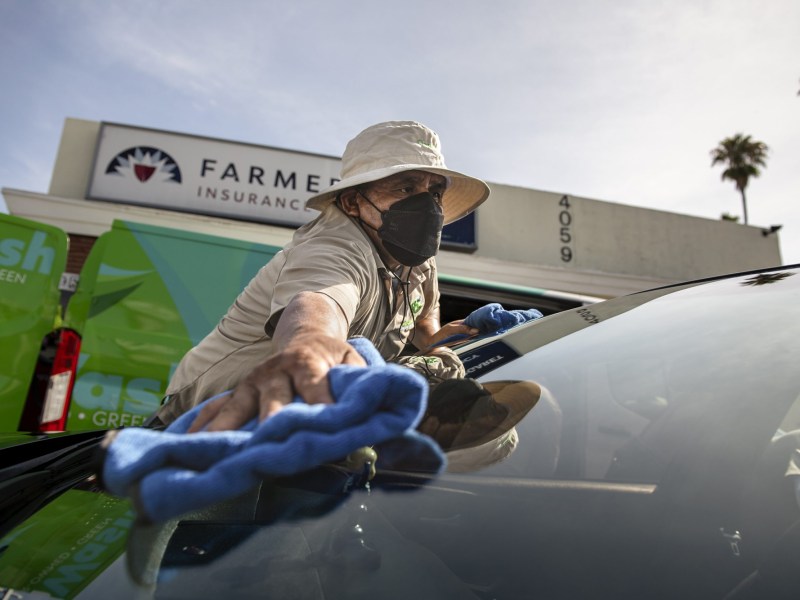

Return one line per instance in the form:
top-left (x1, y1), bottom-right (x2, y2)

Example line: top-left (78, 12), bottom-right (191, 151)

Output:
top-left (427, 319), bottom-right (479, 345)
top-left (187, 291), bottom-right (360, 432)
top-left (187, 334), bottom-right (365, 432)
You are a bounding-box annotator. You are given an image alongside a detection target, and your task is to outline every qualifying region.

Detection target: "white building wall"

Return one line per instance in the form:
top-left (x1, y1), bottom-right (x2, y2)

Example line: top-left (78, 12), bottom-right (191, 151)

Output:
top-left (474, 185), bottom-right (780, 282)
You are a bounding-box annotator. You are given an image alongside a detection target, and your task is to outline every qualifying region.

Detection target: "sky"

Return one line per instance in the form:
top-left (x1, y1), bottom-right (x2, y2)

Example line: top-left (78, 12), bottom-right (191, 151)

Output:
top-left (1, 0), bottom-right (799, 264)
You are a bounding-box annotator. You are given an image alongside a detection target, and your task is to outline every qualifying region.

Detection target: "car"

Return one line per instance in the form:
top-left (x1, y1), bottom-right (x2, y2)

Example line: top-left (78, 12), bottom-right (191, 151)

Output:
top-left (1, 264), bottom-right (799, 599)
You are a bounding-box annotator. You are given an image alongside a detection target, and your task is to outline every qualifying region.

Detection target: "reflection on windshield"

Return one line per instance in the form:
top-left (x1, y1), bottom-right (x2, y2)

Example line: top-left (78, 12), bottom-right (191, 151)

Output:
top-left (120, 463), bottom-right (483, 599)
top-left (417, 379), bottom-right (556, 474)
top-left (476, 272), bottom-right (800, 485)
top-left (740, 271), bottom-right (795, 286)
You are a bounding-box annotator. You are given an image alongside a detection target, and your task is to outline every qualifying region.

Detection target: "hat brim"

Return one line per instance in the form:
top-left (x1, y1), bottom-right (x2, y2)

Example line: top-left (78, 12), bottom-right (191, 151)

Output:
top-left (445, 428), bottom-right (519, 473)
top-left (446, 380), bottom-right (541, 452)
top-left (305, 164), bottom-right (490, 225)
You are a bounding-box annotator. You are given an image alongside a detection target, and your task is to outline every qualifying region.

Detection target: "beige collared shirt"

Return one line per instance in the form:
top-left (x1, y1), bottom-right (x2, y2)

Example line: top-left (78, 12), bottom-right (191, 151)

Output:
top-left (158, 204), bottom-right (439, 422)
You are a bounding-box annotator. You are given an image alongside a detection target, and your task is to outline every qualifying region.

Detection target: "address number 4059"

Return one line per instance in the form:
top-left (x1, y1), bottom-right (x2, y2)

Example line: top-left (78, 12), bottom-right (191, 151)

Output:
top-left (559, 195), bottom-right (573, 263)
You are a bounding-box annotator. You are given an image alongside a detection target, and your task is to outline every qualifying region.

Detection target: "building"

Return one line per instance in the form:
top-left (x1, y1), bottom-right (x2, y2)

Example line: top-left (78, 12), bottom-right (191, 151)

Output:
top-left (2, 118), bottom-right (782, 305)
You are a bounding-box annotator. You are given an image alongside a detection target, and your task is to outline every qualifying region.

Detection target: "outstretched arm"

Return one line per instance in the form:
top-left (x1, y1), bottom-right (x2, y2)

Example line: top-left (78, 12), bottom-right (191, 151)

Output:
top-left (188, 291), bottom-right (366, 432)
top-left (412, 309), bottom-right (478, 352)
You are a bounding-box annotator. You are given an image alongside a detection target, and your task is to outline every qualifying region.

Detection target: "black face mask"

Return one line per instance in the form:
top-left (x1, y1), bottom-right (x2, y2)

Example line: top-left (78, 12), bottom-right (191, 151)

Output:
top-left (358, 190), bottom-right (444, 267)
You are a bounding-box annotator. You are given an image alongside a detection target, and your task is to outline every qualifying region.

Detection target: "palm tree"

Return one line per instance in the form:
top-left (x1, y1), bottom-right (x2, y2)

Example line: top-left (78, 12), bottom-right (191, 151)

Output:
top-left (710, 134), bottom-right (769, 225)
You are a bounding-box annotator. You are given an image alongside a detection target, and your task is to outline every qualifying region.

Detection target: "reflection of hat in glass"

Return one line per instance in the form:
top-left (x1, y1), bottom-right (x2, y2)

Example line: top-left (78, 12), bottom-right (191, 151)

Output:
top-left (305, 121), bottom-right (490, 225)
top-left (418, 378), bottom-right (541, 463)
top-left (446, 428), bottom-right (520, 474)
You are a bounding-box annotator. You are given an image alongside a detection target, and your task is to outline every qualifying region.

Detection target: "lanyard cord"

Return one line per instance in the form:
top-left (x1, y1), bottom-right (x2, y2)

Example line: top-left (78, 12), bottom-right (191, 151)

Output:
top-left (390, 266), bottom-right (416, 345)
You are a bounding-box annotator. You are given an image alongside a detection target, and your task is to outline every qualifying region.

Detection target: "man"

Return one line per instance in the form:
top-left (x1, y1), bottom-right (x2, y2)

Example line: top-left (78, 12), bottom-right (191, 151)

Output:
top-left (156, 121), bottom-right (490, 432)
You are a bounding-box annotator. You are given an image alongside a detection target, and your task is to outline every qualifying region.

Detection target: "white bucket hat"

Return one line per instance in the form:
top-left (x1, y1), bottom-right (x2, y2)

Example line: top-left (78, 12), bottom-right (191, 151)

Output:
top-left (305, 121), bottom-right (490, 225)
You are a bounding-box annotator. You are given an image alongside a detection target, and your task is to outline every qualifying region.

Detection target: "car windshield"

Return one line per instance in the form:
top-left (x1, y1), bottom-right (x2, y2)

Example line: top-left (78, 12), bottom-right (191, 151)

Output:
top-left (466, 270), bottom-right (800, 485)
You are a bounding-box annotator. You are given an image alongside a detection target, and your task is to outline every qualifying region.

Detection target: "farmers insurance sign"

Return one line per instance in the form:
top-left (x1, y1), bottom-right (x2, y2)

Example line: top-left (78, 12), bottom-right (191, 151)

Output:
top-left (88, 123), bottom-right (342, 227)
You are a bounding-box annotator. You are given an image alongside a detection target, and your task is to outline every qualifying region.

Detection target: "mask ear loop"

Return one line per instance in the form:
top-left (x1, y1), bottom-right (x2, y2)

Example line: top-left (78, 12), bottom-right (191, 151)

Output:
top-left (335, 189), bottom-right (380, 219)
top-left (393, 266), bottom-right (439, 381)
top-left (356, 188), bottom-right (383, 213)
top-left (342, 188), bottom-right (387, 239)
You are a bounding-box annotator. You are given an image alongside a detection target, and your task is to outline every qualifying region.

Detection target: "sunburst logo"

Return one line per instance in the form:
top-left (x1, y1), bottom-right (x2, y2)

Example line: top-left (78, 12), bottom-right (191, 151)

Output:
top-left (105, 146), bottom-right (182, 184)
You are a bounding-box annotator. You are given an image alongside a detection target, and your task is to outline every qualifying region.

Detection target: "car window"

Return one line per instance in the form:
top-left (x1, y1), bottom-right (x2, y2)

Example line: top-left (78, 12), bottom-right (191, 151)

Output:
top-left (466, 272), bottom-right (800, 486)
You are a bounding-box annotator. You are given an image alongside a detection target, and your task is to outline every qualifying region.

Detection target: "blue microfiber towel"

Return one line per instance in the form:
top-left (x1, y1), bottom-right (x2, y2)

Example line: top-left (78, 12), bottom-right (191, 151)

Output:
top-left (101, 338), bottom-right (444, 522)
top-left (424, 303), bottom-right (544, 350)
top-left (464, 303), bottom-right (543, 335)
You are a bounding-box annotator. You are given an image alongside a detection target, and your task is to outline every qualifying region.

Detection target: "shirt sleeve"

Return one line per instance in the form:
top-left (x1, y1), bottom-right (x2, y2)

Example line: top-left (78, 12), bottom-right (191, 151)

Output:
top-left (265, 236), bottom-right (372, 336)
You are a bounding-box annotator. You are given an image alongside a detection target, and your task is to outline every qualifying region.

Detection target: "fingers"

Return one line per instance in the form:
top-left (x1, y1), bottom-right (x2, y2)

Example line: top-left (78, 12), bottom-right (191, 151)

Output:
top-left (453, 323), bottom-right (479, 335)
top-left (279, 344), bottom-right (339, 408)
top-left (187, 393), bottom-right (232, 433)
top-left (427, 322), bottom-right (478, 348)
top-left (202, 386), bottom-right (260, 432)
top-left (448, 320), bottom-right (479, 335)
top-left (257, 368), bottom-right (295, 421)
top-left (271, 338), bottom-right (367, 410)
top-left (342, 345), bottom-right (368, 366)
top-left (188, 336), bottom-right (366, 432)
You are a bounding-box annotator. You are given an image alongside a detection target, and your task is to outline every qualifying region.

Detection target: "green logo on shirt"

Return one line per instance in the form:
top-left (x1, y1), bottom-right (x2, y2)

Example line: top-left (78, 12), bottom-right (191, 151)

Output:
top-left (410, 297), bottom-right (423, 316)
